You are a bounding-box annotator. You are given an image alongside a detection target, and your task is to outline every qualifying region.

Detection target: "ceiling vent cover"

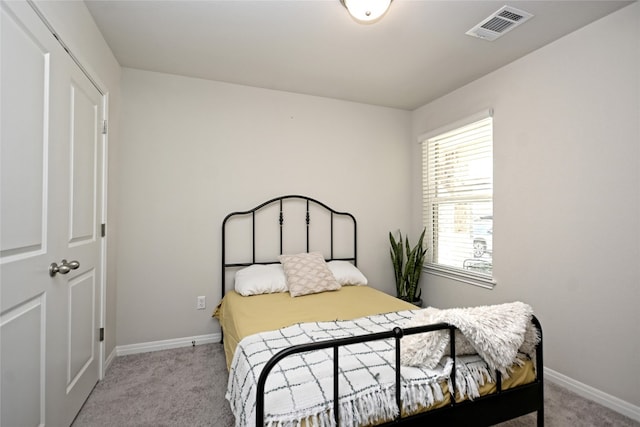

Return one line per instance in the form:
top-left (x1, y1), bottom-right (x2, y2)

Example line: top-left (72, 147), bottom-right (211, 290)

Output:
top-left (466, 5), bottom-right (533, 41)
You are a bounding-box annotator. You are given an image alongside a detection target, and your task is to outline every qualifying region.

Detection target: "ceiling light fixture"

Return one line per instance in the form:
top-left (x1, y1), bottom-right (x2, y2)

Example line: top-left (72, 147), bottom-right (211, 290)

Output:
top-left (340, 0), bottom-right (392, 24)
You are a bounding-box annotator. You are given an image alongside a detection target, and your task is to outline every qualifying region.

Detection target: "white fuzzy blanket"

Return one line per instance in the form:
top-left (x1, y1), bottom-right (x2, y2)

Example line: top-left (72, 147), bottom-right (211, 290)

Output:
top-left (400, 302), bottom-right (539, 376)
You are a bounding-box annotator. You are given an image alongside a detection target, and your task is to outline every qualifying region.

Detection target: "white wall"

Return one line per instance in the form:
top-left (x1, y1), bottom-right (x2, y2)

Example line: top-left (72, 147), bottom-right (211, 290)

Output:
top-left (34, 0), bottom-right (121, 366)
top-left (411, 3), bottom-right (640, 409)
top-left (116, 68), bottom-right (412, 346)
top-left (36, 0), bottom-right (639, 416)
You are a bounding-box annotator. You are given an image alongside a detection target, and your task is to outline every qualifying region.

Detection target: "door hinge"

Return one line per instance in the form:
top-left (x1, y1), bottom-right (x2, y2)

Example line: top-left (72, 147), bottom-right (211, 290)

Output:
top-left (102, 120), bottom-right (108, 135)
top-left (101, 223), bottom-right (106, 237)
top-left (99, 327), bottom-right (104, 342)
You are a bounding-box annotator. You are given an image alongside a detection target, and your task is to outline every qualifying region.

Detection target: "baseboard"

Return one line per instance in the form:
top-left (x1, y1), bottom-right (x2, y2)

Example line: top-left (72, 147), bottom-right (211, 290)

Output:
top-left (104, 347), bottom-right (117, 373)
top-left (116, 333), bottom-right (221, 357)
top-left (545, 367), bottom-right (640, 422)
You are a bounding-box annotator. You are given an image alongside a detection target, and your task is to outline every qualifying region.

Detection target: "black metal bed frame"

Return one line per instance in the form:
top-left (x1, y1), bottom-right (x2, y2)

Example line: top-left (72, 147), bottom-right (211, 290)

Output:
top-left (221, 195), bottom-right (544, 426)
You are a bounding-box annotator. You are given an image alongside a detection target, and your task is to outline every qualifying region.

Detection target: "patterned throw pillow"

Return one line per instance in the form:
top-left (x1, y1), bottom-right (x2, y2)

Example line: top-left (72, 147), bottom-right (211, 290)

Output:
top-left (278, 252), bottom-right (341, 297)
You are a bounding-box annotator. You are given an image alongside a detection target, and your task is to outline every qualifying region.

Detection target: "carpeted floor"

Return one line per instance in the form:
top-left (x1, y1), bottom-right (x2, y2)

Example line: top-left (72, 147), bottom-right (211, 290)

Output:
top-left (72, 343), bottom-right (639, 427)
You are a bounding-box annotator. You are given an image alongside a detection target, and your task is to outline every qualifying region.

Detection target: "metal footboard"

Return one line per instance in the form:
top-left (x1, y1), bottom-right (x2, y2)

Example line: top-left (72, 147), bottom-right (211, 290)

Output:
top-left (256, 316), bottom-right (544, 426)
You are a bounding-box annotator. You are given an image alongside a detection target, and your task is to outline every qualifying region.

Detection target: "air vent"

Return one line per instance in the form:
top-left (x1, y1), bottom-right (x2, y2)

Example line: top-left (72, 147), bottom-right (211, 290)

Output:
top-left (466, 5), bottom-right (533, 41)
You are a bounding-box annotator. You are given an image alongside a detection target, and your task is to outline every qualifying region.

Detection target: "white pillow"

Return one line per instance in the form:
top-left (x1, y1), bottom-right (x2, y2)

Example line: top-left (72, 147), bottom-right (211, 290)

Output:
top-left (327, 261), bottom-right (368, 286)
top-left (234, 264), bottom-right (288, 296)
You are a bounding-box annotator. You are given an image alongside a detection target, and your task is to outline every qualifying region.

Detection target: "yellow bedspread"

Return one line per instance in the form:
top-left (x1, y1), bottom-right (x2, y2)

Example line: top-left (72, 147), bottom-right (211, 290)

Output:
top-left (214, 286), bottom-right (416, 369)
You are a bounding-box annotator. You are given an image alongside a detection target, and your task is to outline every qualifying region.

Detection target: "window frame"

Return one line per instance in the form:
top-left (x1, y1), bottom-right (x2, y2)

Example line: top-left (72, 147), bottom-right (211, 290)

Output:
top-left (419, 110), bottom-right (496, 289)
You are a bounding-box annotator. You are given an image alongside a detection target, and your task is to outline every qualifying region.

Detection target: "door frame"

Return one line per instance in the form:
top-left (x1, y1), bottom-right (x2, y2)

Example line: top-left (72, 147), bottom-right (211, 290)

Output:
top-left (98, 92), bottom-right (108, 380)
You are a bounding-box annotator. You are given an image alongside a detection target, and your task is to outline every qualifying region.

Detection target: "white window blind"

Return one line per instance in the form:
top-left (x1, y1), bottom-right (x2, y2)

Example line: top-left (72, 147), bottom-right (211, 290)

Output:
top-left (422, 116), bottom-right (494, 284)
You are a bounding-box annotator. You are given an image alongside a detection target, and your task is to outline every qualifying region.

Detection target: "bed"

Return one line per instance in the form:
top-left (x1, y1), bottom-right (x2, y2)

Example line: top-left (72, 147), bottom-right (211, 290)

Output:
top-left (214, 195), bottom-right (544, 427)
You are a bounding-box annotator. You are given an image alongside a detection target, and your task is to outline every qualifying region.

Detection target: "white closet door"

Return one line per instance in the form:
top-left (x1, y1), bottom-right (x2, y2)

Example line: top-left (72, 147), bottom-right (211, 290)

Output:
top-left (1, 1), bottom-right (103, 425)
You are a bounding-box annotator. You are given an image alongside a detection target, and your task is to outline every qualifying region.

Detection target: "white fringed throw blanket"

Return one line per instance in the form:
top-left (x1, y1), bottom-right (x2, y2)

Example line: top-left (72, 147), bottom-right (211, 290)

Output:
top-left (227, 310), bottom-right (454, 427)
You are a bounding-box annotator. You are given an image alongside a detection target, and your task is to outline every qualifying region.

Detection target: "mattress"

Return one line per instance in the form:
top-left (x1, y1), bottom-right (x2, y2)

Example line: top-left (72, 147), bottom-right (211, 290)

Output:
top-left (214, 285), bottom-right (416, 369)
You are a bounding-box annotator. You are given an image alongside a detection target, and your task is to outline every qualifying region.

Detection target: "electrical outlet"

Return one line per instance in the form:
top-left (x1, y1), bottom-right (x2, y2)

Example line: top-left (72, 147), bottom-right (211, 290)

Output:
top-left (196, 296), bottom-right (206, 310)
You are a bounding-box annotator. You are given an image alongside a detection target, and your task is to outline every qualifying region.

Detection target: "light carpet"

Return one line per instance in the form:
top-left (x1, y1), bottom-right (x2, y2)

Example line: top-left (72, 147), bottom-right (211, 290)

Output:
top-left (72, 343), bottom-right (638, 427)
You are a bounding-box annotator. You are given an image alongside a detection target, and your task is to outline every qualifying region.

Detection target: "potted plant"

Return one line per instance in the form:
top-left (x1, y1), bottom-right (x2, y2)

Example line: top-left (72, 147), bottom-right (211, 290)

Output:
top-left (389, 228), bottom-right (426, 307)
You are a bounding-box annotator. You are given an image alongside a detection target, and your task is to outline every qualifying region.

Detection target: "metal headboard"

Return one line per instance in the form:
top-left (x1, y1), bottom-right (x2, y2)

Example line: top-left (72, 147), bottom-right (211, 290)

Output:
top-left (221, 195), bottom-right (357, 298)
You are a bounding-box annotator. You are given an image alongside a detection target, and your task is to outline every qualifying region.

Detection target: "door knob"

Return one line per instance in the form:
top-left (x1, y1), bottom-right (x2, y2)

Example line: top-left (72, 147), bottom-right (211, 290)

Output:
top-left (49, 259), bottom-right (80, 277)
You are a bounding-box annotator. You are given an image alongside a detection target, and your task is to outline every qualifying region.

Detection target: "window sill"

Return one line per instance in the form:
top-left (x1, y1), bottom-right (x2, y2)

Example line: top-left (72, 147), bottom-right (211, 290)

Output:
top-left (423, 264), bottom-right (496, 290)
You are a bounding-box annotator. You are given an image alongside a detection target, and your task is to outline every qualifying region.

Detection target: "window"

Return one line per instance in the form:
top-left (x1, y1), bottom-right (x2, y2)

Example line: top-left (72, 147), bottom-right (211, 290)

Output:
top-left (421, 114), bottom-right (494, 288)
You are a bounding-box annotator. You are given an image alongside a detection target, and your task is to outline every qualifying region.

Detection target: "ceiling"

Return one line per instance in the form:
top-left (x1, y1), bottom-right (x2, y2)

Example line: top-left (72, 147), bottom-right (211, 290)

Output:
top-left (85, 0), bottom-right (633, 110)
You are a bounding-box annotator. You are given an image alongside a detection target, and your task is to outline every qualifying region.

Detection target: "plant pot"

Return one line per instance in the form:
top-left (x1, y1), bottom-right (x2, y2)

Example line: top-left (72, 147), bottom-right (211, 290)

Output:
top-left (399, 297), bottom-right (423, 308)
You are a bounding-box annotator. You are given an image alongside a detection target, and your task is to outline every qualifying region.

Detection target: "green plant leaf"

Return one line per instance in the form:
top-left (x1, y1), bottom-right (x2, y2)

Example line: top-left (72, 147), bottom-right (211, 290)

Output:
top-left (389, 231), bottom-right (405, 295)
